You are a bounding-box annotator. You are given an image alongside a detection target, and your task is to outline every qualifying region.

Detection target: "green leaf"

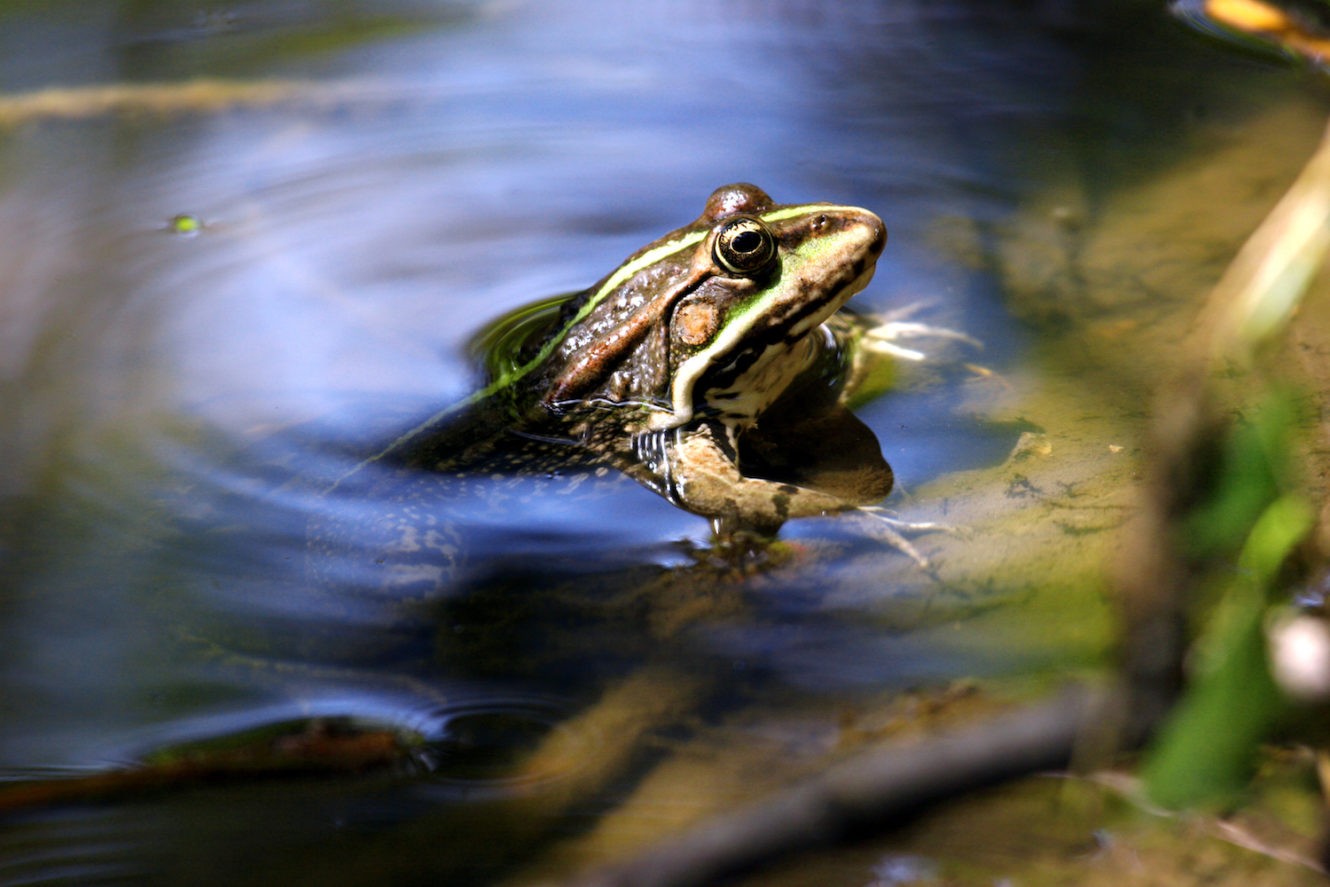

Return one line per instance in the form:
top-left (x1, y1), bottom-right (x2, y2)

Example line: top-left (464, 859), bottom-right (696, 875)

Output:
top-left (1143, 495), bottom-right (1313, 808)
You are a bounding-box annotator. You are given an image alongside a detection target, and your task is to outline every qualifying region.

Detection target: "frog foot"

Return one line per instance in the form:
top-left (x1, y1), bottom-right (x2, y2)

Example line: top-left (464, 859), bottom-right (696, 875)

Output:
top-left (860, 304), bottom-right (981, 362)
top-left (846, 505), bottom-right (957, 569)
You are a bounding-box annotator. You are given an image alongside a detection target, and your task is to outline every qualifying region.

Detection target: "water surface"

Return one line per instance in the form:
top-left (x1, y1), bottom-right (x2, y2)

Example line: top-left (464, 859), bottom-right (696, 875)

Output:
top-left (1, 2), bottom-right (1327, 884)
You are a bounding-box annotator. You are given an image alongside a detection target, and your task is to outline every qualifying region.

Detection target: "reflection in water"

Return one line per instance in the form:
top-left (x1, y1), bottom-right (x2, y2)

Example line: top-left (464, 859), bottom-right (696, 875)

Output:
top-left (1, 808), bottom-right (156, 885)
top-left (421, 697), bottom-right (595, 799)
top-left (1, 1), bottom-right (1324, 883)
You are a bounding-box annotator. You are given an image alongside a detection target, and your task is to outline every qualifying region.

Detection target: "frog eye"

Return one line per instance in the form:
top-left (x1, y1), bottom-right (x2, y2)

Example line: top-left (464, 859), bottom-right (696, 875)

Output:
top-left (712, 216), bottom-right (777, 277)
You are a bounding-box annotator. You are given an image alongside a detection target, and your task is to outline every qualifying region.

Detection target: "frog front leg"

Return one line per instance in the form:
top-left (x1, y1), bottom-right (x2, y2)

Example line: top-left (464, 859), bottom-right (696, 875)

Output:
top-left (638, 421), bottom-right (863, 536)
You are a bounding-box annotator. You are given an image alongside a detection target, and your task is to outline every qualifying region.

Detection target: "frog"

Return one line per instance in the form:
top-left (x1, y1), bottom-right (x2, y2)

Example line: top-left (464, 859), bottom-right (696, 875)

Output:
top-left (311, 183), bottom-right (932, 595)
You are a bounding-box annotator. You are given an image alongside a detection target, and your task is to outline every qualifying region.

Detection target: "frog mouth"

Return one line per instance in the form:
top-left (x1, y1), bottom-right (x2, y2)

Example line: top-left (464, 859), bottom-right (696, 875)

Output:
top-left (764, 260), bottom-right (876, 342)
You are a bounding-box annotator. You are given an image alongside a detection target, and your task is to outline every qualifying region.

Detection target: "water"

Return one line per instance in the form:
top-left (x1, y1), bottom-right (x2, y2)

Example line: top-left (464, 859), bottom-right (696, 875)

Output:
top-left (0, 1), bottom-right (1326, 884)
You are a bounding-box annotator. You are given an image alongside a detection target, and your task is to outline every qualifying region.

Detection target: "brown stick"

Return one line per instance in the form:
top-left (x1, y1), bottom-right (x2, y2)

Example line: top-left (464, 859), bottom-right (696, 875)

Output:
top-left (559, 685), bottom-right (1128, 887)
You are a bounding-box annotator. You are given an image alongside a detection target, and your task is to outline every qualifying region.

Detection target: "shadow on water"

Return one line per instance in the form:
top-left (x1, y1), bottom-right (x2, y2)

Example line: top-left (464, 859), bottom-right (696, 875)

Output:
top-left (1, 1), bottom-right (1327, 883)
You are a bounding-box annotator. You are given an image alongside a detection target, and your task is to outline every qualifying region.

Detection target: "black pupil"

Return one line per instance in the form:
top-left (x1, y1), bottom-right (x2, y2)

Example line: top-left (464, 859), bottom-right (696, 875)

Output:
top-left (732, 229), bottom-right (762, 254)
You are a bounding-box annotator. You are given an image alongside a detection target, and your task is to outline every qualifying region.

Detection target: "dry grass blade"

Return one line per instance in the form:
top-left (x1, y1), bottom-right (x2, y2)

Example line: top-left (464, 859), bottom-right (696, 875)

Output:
top-left (1196, 119), bottom-right (1330, 366)
top-left (0, 79), bottom-right (376, 127)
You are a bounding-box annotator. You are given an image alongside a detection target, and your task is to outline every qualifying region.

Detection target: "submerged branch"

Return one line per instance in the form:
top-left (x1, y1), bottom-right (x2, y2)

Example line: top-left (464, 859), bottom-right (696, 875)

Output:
top-left (558, 685), bottom-right (1135, 887)
top-left (0, 719), bottom-right (410, 815)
